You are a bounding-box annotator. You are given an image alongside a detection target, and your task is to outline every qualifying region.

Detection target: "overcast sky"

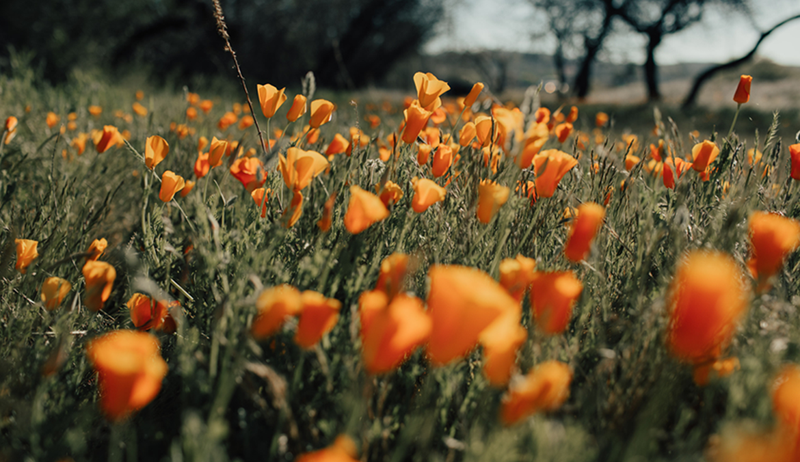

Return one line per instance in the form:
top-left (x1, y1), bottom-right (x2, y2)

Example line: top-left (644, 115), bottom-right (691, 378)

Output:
top-left (426, 0), bottom-right (800, 66)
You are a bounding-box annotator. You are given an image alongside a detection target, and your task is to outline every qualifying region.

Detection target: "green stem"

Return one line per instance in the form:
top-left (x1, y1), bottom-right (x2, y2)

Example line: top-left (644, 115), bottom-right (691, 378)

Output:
top-left (727, 103), bottom-right (742, 140)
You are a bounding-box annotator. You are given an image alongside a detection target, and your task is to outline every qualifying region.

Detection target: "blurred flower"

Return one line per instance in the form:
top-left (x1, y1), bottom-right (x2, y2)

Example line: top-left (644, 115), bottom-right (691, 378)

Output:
top-left (733, 75), bottom-right (752, 104)
top-left (343, 186), bottom-right (389, 234)
top-left (15, 239), bottom-right (38, 274)
top-left (132, 102), bottom-right (148, 117)
top-left (86, 330), bottom-right (168, 421)
top-left (200, 100), bottom-right (214, 114)
top-left (378, 181), bottom-right (404, 208)
top-left (535, 107), bottom-right (550, 124)
top-left (144, 135), bottom-right (169, 170)
top-left (230, 157), bottom-right (266, 192)
top-left (374, 253), bottom-right (409, 299)
top-left (180, 180), bottom-right (195, 197)
top-left (186, 107), bottom-right (198, 121)
top-left (554, 123), bottom-right (572, 143)
top-left (309, 99), bottom-right (335, 129)
top-left (41, 277), bottom-right (72, 311)
top-left (477, 180), bottom-right (510, 224)
top-left (499, 255), bottom-right (536, 302)
top-left (295, 291), bottom-right (341, 350)
top-left (530, 271), bottom-right (583, 334)
top-left (401, 100), bottom-right (432, 144)
top-left (296, 435), bottom-right (358, 462)
top-left (413, 72), bottom-right (450, 110)
top-left (790, 144), bottom-right (800, 181)
top-left (135, 90), bottom-right (144, 101)
top-left (159, 171), bottom-right (185, 202)
top-left (316, 192), bottom-right (336, 231)
top-left (663, 157), bottom-right (691, 189)
top-left (194, 152), bottom-right (210, 179)
top-left (360, 292), bottom-right (431, 374)
top-left (417, 144), bottom-right (432, 165)
top-left (691, 140), bottom-right (719, 172)
top-left (474, 115), bottom-right (494, 147)
top-left (411, 178), bottom-right (446, 213)
top-left (257, 84), bottom-right (287, 119)
top-left (500, 361), bottom-right (572, 425)
top-left (325, 133), bottom-right (350, 156)
top-left (666, 251), bottom-right (749, 365)
top-left (516, 122), bottom-right (549, 169)
top-left (625, 154), bottom-right (640, 171)
top-left (566, 106), bottom-right (578, 123)
top-left (463, 82), bottom-right (484, 108)
top-left (747, 148), bottom-right (762, 166)
top-left (459, 122), bottom-right (476, 147)
top-left (88, 105), bottom-right (103, 117)
top-left (595, 112), bottom-right (609, 127)
top-left (532, 149), bottom-right (578, 198)
top-left (287, 95), bottom-right (307, 122)
top-left (479, 310), bottom-right (526, 386)
top-left (564, 202), bottom-right (605, 262)
top-left (251, 285), bottom-right (303, 339)
top-left (217, 111), bottom-right (238, 131)
top-left (747, 212), bottom-right (800, 285)
top-left (93, 125), bottom-right (123, 153)
top-left (238, 115), bottom-right (254, 130)
top-left (127, 294), bottom-right (178, 332)
top-left (83, 260), bottom-right (116, 312)
top-left (46, 112), bottom-right (60, 129)
top-left (251, 188), bottom-right (270, 219)
top-left (283, 190), bottom-right (304, 228)
top-left (86, 238), bottom-right (108, 261)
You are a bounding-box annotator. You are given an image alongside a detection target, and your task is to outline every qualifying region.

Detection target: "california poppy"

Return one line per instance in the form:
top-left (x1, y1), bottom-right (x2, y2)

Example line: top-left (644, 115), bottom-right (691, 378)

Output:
top-left (86, 330), bottom-right (168, 421)
top-left (325, 133), bottom-right (350, 156)
top-left (293, 291), bottom-right (341, 349)
top-left (309, 100), bottom-right (335, 129)
top-left (199, 100), bottom-right (214, 114)
top-left (317, 192), bottom-right (336, 231)
top-left (474, 115), bottom-right (494, 147)
top-left (230, 157), bottom-right (266, 192)
top-left (463, 82), bottom-right (484, 108)
top-left (283, 190), bottom-right (304, 228)
top-left (459, 122), bottom-right (476, 147)
top-left (790, 144), bottom-right (800, 181)
top-left (251, 285), bottom-right (303, 339)
top-left (733, 75), bottom-right (752, 104)
top-left (772, 365), bottom-right (800, 448)
top-left (180, 181), bottom-right (195, 198)
top-left (417, 144), bottom-right (432, 165)
top-left (554, 123), bottom-right (573, 143)
top-left (208, 137), bottom-right (228, 167)
top-left (535, 107), bottom-right (550, 124)
top-left (499, 255), bottom-right (536, 301)
top-left (343, 186), bottom-right (389, 234)
top-left (595, 112), bottom-right (609, 127)
top-left (86, 238), bottom-right (108, 261)
top-left (564, 202), bottom-right (605, 262)
top-left (530, 271), bottom-right (583, 334)
top-left (279, 147), bottom-right (329, 192)
top-left (360, 292), bottom-right (431, 374)
top-left (517, 123), bottom-right (549, 168)
top-left (378, 181), bottom-right (404, 208)
top-left (194, 152), bottom-right (210, 179)
top-left (426, 265), bottom-right (519, 365)
top-left (479, 310), bottom-right (527, 386)
top-left (217, 112), bottom-right (238, 131)
top-left (127, 294), bottom-right (177, 331)
top-left (691, 140), bottom-right (719, 172)
top-left (94, 125), bottom-right (123, 153)
top-left (747, 212), bottom-right (800, 284)
top-left (145, 136), bottom-right (169, 170)
top-left (532, 149), bottom-right (578, 198)
top-left (15, 239), bottom-right (38, 274)
top-left (476, 180), bottom-right (510, 224)
top-left (401, 100), bottom-right (432, 144)
top-left (159, 171), bottom-right (185, 202)
top-left (132, 102), bottom-right (148, 117)
top-left (83, 260), bottom-right (116, 312)
top-left (374, 253), bottom-right (409, 299)
top-left (88, 105), bottom-right (103, 117)
top-left (566, 106), bottom-right (578, 123)
top-left (662, 157), bottom-right (691, 189)
top-left (251, 188), bottom-right (270, 218)
top-left (431, 145), bottom-right (453, 178)
top-left (41, 277), bottom-right (72, 310)
top-left (411, 178), bottom-right (446, 213)
top-left (413, 72), bottom-right (450, 110)
top-left (46, 112), bottom-right (60, 129)
top-left (500, 361), bottom-right (572, 425)
top-left (287, 95), bottom-right (307, 122)
top-left (666, 251), bottom-right (749, 365)
top-left (296, 435), bottom-right (359, 462)
top-left (257, 84), bottom-right (287, 119)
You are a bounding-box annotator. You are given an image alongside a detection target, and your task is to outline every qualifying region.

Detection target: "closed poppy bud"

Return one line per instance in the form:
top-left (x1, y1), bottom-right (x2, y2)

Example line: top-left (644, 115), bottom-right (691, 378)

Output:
top-left (344, 186), bottom-right (390, 234)
top-left (417, 143), bottom-right (432, 165)
top-left (480, 311), bottom-right (527, 386)
top-left (46, 112), bottom-right (60, 129)
top-left (459, 122), bottom-right (476, 147)
top-left (401, 100), bottom-right (432, 144)
top-left (237, 115), bottom-right (254, 130)
top-left (309, 99), bottom-right (335, 129)
top-left (283, 190), bottom-right (304, 228)
top-left (691, 140), bottom-right (720, 172)
top-left (554, 122), bottom-right (572, 143)
top-left (532, 149), bottom-right (578, 198)
top-left (474, 115), bottom-right (494, 147)
top-left (500, 361), bottom-right (572, 425)
top-left (197, 136), bottom-right (208, 153)
top-left (294, 291), bottom-right (341, 349)
top-left (132, 102), bottom-right (148, 117)
top-left (230, 157), bottom-right (266, 192)
top-left (217, 112), bottom-right (238, 131)
top-left (194, 152), bottom-right (210, 179)
top-left (251, 188), bottom-right (270, 218)
top-left (317, 192), bottom-right (336, 231)
top-left (477, 180), bottom-right (510, 224)
top-left (463, 82), bottom-right (484, 108)
top-left (186, 107), bottom-right (198, 120)
top-left (199, 99), bottom-right (214, 114)
top-left (325, 133), bottom-right (350, 155)
top-left (733, 75), bottom-right (752, 104)
top-left (15, 239), bottom-right (38, 274)
top-left (144, 135), bottom-right (169, 170)
top-left (83, 260), bottom-right (116, 312)
top-left (86, 238), bottom-right (108, 261)
top-left (180, 181), bottom-right (195, 197)
top-left (94, 125), bottom-right (123, 153)
top-left (747, 212), bottom-right (800, 284)
top-left (257, 84), bottom-right (287, 119)
top-left (378, 181), bottom-right (404, 208)
top-left (361, 293), bottom-right (432, 374)
top-left (566, 106), bottom-right (578, 123)
top-left (595, 112), bottom-right (609, 127)
top-left (287, 95), bottom-right (307, 122)
top-left (86, 330), bottom-right (168, 421)
top-left (426, 265), bottom-right (519, 365)
top-left (41, 277), bottom-right (72, 310)
top-left (431, 144), bottom-right (453, 178)
top-left (127, 294), bottom-right (166, 330)
top-left (207, 137), bottom-right (228, 167)
top-left (5, 116), bottom-right (18, 132)
top-left (251, 285), bottom-right (302, 339)
top-left (625, 154), bottom-right (640, 171)
top-left (530, 271), bottom-right (583, 334)
top-left (159, 171), bottom-right (185, 202)
top-left (564, 202), bottom-right (605, 262)
top-left (790, 144), bottom-right (800, 181)
top-left (411, 178), bottom-right (446, 213)
top-left (666, 251), bottom-right (749, 365)
top-left (499, 255), bottom-right (536, 302)
top-left (413, 72), bottom-right (450, 110)
top-left (186, 93), bottom-right (200, 106)
top-left (88, 105), bottom-right (103, 117)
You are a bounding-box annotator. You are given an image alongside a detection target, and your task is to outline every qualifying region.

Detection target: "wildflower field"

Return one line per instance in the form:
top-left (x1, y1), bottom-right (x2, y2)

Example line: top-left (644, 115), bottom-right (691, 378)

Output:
top-left (2, 38), bottom-right (800, 462)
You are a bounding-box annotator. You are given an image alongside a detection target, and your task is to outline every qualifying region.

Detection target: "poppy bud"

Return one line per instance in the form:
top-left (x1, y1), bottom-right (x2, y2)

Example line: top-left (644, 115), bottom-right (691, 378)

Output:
top-left (463, 82), bottom-right (484, 108)
top-left (733, 75), bottom-right (752, 104)
top-left (378, 181), bottom-right (404, 208)
top-left (500, 361), bottom-right (572, 425)
top-left (691, 140), bottom-right (720, 172)
top-left (431, 145), bottom-right (453, 178)
top-left (595, 112), bottom-right (609, 127)
top-left (401, 100), bottom-right (432, 144)
top-left (459, 122), bottom-right (476, 147)
top-left (41, 277), bottom-right (72, 310)
top-left (86, 238), bottom-right (108, 261)
top-left (564, 202), bottom-right (605, 262)
top-left (477, 180), bottom-right (510, 224)
top-left (309, 99), bottom-right (334, 129)
top-left (83, 261), bottom-right (116, 312)
top-left (790, 144), bottom-right (800, 181)
top-left (15, 239), bottom-right (39, 274)
top-left (530, 271), bottom-right (582, 334)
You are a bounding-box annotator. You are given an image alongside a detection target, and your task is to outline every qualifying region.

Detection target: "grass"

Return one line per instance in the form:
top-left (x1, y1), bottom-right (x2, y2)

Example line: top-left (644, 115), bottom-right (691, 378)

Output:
top-left (1, 55), bottom-right (799, 462)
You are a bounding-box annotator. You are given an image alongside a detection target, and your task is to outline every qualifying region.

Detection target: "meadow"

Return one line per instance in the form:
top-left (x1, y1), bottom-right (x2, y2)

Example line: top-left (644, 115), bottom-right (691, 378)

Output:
top-left (1, 48), bottom-right (800, 462)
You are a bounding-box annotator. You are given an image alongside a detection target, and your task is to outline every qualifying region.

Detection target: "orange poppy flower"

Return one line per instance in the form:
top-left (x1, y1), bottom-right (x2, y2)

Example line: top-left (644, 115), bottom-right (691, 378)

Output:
top-left (292, 291), bottom-right (341, 349)
top-left (595, 112), bottom-right (609, 127)
top-left (773, 365), bottom-right (800, 440)
top-left (257, 84), bottom-right (287, 119)
top-left (46, 112), bottom-right (60, 129)
top-left (127, 294), bottom-right (178, 331)
top-left (426, 265), bottom-right (519, 365)
top-left (554, 122), bottom-right (572, 143)
top-left (230, 157), bottom-right (266, 192)
top-left (564, 202), bottom-right (605, 262)
top-left (474, 115), bottom-right (494, 147)
top-left (194, 152), bottom-right (210, 179)
top-left (93, 125), bottom-right (123, 153)
top-left (5, 116), bottom-right (17, 132)
top-left (86, 330), bottom-right (168, 421)
top-left (691, 140), bottom-right (719, 172)
top-left (532, 149), bottom-right (578, 198)
top-left (360, 292), bottom-right (432, 374)
top-left (251, 285), bottom-right (303, 339)
top-left (132, 102), bottom-right (148, 117)
top-left (535, 107), bottom-right (550, 124)
top-left (316, 192), bottom-right (336, 231)
top-left (159, 171), bottom-right (185, 202)
top-left (296, 435), bottom-right (359, 462)
top-left (733, 75), bottom-right (752, 104)
top-left (366, 114), bottom-right (381, 129)
top-left (207, 137), bottom-right (228, 167)
top-left (217, 112), bottom-right (238, 131)
top-left (624, 154), bottom-right (640, 171)
top-left (479, 310), bottom-right (527, 386)
top-left (236, 115), bottom-right (253, 130)
top-left (251, 188), bottom-right (270, 218)
top-left (196, 99), bottom-right (212, 114)
top-left (343, 186), bottom-right (389, 234)
top-left (88, 105), bottom-right (103, 117)
top-left (431, 144), bottom-right (453, 178)
top-left (41, 277), bottom-right (72, 310)
top-left (463, 82), bottom-right (484, 108)
top-left (283, 190), bottom-right (304, 228)
top-left (309, 99), bottom-right (335, 129)
top-left (70, 133), bottom-right (88, 155)
top-left (374, 253), bottom-right (409, 299)
top-left (401, 100), bottom-right (432, 144)
top-left (180, 180), bottom-right (195, 198)
top-left (378, 180), bottom-right (404, 208)
top-left (325, 133), bottom-right (350, 155)
top-left (411, 178), bottom-right (446, 213)
top-left (417, 144), bottom-right (432, 165)
top-left (747, 212), bottom-right (800, 284)
top-left (144, 135), bottom-right (169, 170)
top-left (499, 255), bottom-right (536, 301)
top-left (517, 122), bottom-right (549, 168)
top-left (279, 147), bottom-right (329, 192)
top-left (477, 180), bottom-right (510, 224)
top-left (86, 238), bottom-right (108, 261)
top-left (663, 157), bottom-right (691, 189)
top-left (666, 251), bottom-right (749, 365)
top-left (530, 271), bottom-right (583, 334)
top-left (413, 72), bottom-right (450, 110)
top-left (500, 361), bottom-right (572, 425)
top-left (15, 239), bottom-right (38, 274)
top-left (790, 144), bottom-right (800, 181)
top-left (459, 122), bottom-right (476, 147)
top-left (83, 260), bottom-right (116, 312)
top-left (692, 357), bottom-right (740, 386)
top-left (566, 106), bottom-right (578, 123)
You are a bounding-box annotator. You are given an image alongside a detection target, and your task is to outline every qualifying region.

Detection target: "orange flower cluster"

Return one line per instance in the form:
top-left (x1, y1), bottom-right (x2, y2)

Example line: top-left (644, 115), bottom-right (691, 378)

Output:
top-left (251, 285), bottom-right (341, 350)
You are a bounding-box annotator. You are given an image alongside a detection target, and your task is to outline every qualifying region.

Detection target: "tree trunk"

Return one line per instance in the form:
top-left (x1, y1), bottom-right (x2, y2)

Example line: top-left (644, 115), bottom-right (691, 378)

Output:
top-left (644, 31), bottom-right (662, 101)
top-left (554, 41), bottom-right (567, 89)
top-left (574, 40), bottom-right (601, 99)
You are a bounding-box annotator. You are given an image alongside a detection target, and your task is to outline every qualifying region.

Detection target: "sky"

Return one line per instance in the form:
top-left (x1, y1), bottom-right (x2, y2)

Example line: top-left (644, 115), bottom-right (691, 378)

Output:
top-left (425, 0), bottom-right (800, 66)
